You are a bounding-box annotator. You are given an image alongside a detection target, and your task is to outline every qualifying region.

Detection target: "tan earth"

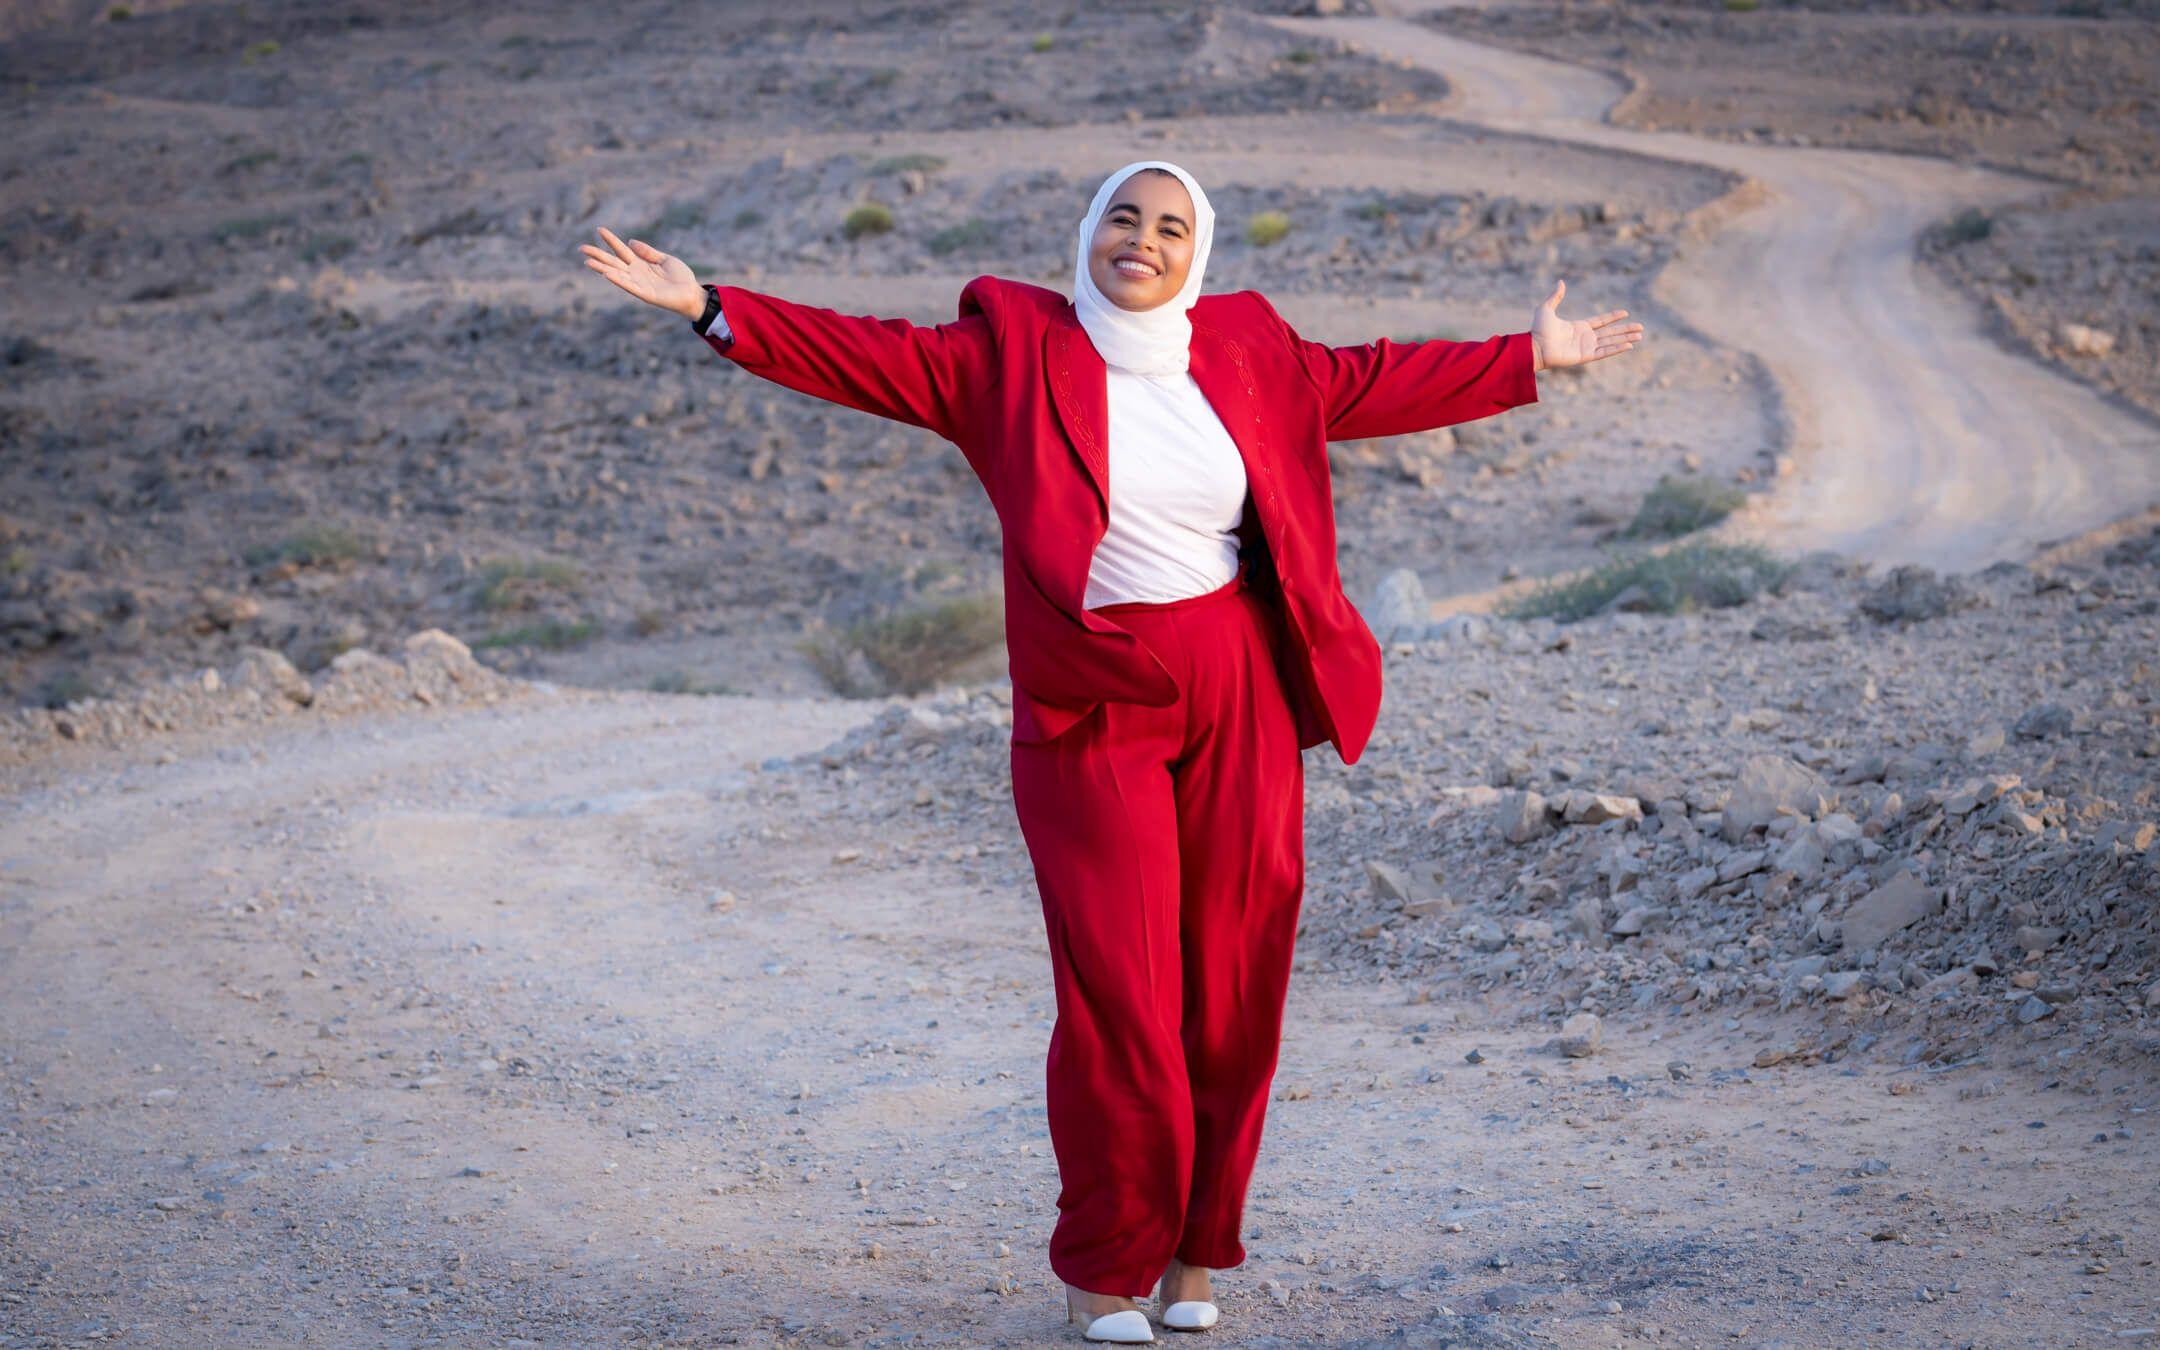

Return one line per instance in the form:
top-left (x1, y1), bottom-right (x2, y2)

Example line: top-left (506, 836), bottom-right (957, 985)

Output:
top-left (5, 1), bottom-right (2158, 1346)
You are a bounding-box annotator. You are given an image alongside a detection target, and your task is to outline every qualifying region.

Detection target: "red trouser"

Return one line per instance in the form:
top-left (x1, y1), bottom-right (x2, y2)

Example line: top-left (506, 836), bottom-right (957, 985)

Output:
top-left (1008, 566), bottom-right (1306, 1297)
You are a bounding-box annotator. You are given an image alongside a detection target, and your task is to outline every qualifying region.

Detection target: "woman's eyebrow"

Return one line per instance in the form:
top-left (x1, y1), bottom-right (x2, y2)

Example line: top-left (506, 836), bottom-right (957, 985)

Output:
top-left (1108, 199), bottom-right (1190, 229)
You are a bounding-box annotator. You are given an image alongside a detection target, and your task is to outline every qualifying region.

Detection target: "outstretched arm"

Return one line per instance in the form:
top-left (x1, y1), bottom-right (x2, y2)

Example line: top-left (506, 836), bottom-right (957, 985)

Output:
top-left (1253, 292), bottom-right (1540, 443)
top-left (579, 226), bottom-right (995, 446)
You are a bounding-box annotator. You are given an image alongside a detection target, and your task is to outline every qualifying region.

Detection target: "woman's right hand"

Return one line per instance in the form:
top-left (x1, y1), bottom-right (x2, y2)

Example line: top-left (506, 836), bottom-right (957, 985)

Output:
top-left (579, 226), bottom-right (704, 320)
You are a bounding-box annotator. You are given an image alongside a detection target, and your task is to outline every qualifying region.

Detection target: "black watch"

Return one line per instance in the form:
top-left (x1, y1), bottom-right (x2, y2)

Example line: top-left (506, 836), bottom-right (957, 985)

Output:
top-left (690, 288), bottom-right (722, 336)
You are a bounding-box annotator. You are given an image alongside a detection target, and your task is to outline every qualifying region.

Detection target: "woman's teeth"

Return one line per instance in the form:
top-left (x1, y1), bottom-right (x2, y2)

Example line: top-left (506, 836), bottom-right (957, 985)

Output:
top-left (1115, 259), bottom-right (1156, 277)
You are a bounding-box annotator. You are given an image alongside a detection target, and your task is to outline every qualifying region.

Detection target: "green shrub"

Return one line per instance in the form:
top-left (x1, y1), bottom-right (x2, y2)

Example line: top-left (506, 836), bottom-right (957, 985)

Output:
top-left (800, 594), bottom-right (1004, 696)
top-left (300, 233), bottom-right (357, 262)
top-left (39, 668), bottom-right (102, 709)
top-left (243, 522), bottom-right (371, 569)
top-left (222, 149), bottom-right (279, 174)
top-left (1723, 0), bottom-right (1758, 10)
top-left (648, 670), bottom-right (741, 696)
top-left (1285, 46), bottom-right (1318, 64)
top-left (1030, 33), bottom-right (1055, 52)
top-left (470, 618), bottom-right (598, 651)
top-left (730, 207), bottom-right (765, 230)
top-left (473, 556), bottom-right (584, 611)
top-left (1940, 206), bottom-right (1992, 245)
top-left (640, 201), bottom-right (706, 238)
top-left (1498, 540), bottom-right (1792, 623)
top-left (241, 40), bottom-right (280, 64)
top-left (211, 214), bottom-right (296, 243)
top-left (1246, 211), bottom-right (1291, 247)
top-left (1622, 473), bottom-right (1748, 539)
top-left (927, 218), bottom-right (997, 256)
top-left (844, 203), bottom-right (894, 240)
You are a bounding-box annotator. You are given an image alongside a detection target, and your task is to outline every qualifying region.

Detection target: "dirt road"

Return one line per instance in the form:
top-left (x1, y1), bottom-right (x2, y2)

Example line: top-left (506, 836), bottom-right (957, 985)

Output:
top-left (5, 689), bottom-right (2154, 1345)
top-left (1270, 2), bottom-right (2160, 574)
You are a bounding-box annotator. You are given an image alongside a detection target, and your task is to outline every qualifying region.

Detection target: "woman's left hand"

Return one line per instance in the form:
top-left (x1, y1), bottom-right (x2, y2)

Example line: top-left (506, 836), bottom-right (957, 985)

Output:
top-left (1528, 279), bottom-right (1644, 371)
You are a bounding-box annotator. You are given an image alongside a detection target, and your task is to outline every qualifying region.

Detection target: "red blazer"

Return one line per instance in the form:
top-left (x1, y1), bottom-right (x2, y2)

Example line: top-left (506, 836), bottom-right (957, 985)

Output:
top-left (698, 275), bottom-right (1539, 764)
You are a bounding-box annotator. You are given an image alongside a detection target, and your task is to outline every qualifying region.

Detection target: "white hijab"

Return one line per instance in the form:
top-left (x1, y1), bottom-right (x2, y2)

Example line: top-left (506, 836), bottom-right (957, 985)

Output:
top-left (1071, 160), bottom-right (1216, 376)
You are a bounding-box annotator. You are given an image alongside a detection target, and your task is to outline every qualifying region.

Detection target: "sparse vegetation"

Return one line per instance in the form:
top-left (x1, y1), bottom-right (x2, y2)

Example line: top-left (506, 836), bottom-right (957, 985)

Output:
top-left (37, 668), bottom-right (102, 709)
top-left (299, 233), bottom-right (357, 263)
top-left (1246, 211), bottom-right (1292, 247)
top-left (799, 594), bottom-right (1004, 697)
top-left (473, 556), bottom-right (584, 612)
top-left (1285, 46), bottom-right (1319, 65)
top-left (470, 618), bottom-right (599, 651)
top-left (639, 201), bottom-right (706, 238)
top-left (1497, 539), bottom-right (1792, 622)
top-left (241, 40), bottom-right (280, 64)
top-left (1940, 206), bottom-right (1993, 245)
top-left (648, 670), bottom-right (741, 696)
top-left (927, 218), bottom-right (997, 256)
top-left (211, 214), bottom-right (297, 244)
top-left (870, 153), bottom-right (946, 176)
top-left (1030, 33), bottom-right (1055, 53)
top-left (222, 149), bottom-right (280, 174)
top-left (1723, 0), bottom-right (1758, 10)
top-left (243, 523), bottom-right (372, 570)
top-left (1622, 473), bottom-right (1748, 539)
top-left (844, 203), bottom-right (895, 240)
top-left (730, 208), bottom-right (764, 230)
top-left (2, 547), bottom-right (28, 575)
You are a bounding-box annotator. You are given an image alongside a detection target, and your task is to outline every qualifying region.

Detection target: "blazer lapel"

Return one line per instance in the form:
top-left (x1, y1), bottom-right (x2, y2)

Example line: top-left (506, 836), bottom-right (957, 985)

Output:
top-left (1046, 301), bottom-right (1280, 528)
top-left (1044, 305), bottom-right (1109, 513)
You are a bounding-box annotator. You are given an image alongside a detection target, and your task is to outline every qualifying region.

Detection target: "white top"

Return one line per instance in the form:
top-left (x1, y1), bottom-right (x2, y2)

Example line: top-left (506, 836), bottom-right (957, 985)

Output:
top-left (1082, 368), bottom-right (1250, 609)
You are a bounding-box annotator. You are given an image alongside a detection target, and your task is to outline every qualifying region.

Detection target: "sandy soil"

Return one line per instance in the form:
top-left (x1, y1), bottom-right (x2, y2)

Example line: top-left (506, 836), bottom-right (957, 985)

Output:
top-left (4, 0), bottom-right (2159, 1345)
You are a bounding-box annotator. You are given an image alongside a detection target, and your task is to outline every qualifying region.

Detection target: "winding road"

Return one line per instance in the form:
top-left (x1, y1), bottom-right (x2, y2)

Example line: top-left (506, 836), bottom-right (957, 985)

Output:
top-left (1269, 1), bottom-right (2160, 573)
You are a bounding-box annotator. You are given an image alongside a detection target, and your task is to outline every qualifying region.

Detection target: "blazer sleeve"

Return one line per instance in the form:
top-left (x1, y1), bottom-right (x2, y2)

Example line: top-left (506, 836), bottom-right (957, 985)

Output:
top-left (1250, 291), bottom-right (1539, 443)
top-left (695, 282), bottom-right (998, 446)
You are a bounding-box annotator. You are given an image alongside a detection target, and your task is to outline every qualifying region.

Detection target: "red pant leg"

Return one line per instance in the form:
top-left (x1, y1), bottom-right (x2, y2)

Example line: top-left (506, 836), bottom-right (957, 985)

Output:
top-left (1167, 584), bottom-right (1305, 1270)
top-left (1010, 688), bottom-right (1193, 1297)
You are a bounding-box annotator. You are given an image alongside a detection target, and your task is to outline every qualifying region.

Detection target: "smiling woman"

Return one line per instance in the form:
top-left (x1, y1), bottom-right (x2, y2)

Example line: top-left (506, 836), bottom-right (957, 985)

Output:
top-left (577, 155), bottom-right (1640, 1345)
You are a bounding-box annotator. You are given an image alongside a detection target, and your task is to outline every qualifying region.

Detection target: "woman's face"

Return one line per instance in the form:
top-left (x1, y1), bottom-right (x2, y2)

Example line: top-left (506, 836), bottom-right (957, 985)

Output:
top-left (1086, 171), bottom-right (1196, 312)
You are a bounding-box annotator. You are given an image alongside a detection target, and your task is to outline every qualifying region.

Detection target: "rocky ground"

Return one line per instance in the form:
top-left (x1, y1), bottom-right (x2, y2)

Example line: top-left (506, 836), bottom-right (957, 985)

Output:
top-left (4, 0), bottom-right (2158, 1345)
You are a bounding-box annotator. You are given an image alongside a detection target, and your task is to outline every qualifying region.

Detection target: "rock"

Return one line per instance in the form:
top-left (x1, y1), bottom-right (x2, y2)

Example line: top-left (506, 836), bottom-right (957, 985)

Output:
top-left (1821, 971), bottom-right (1869, 1000)
top-left (1367, 860), bottom-right (1416, 905)
top-left (1563, 792), bottom-right (1643, 826)
top-left (1859, 565), bottom-right (1977, 624)
top-left (1368, 568), bottom-right (1428, 643)
top-left (1722, 754), bottom-right (1834, 842)
top-left (2014, 925), bottom-right (2064, 955)
top-left (2013, 703), bottom-right (2074, 740)
top-left (228, 646), bottom-right (313, 707)
top-left (1557, 1012), bottom-right (1602, 1057)
top-left (1775, 829), bottom-right (1829, 882)
top-left (1840, 871), bottom-right (1943, 953)
top-left (1608, 905), bottom-right (1669, 937)
top-left (2016, 995), bottom-right (2055, 1024)
top-left (2057, 322), bottom-right (2115, 357)
top-left (1497, 789), bottom-right (1553, 845)
top-left (1458, 919), bottom-right (1508, 953)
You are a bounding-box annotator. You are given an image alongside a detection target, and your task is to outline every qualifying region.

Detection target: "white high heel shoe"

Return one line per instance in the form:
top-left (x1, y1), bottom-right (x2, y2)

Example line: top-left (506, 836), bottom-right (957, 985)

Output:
top-left (1156, 1264), bottom-right (1220, 1333)
top-left (1066, 1287), bottom-right (1155, 1343)
top-left (1161, 1299), bottom-right (1219, 1332)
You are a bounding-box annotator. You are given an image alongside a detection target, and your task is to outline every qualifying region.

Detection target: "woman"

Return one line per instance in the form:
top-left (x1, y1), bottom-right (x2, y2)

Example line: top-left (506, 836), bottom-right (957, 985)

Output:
top-left (582, 159), bottom-right (1642, 1343)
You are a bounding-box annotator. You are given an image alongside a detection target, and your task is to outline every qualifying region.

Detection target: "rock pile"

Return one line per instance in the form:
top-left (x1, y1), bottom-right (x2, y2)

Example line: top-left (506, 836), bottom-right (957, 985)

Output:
top-left (0, 630), bottom-right (533, 771)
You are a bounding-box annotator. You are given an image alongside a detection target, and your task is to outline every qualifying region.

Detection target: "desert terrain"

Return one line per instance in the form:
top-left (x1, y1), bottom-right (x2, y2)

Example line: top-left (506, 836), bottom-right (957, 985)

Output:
top-left (3, 0), bottom-right (2157, 1345)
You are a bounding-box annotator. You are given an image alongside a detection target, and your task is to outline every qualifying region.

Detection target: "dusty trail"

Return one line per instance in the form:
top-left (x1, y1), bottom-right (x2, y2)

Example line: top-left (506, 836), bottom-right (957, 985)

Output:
top-left (5, 689), bottom-right (2153, 1345)
top-left (1270, 2), bottom-right (2160, 573)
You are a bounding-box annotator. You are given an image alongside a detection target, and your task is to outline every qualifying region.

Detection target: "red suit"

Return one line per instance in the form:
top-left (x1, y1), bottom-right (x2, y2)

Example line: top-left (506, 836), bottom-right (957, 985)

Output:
top-left (699, 277), bottom-right (1539, 1293)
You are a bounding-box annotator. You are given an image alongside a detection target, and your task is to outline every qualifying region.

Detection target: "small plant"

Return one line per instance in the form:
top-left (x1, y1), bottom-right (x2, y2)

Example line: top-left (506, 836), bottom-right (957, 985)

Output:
top-left (107, 5), bottom-right (133, 19)
top-left (730, 207), bottom-right (764, 230)
top-left (800, 594), bottom-right (1004, 696)
top-left (1285, 46), bottom-right (1319, 64)
top-left (211, 214), bottom-right (296, 244)
top-left (1940, 206), bottom-right (1992, 245)
top-left (299, 233), bottom-right (357, 262)
top-left (473, 556), bottom-right (584, 612)
top-left (1723, 0), bottom-right (1758, 10)
top-left (1030, 33), bottom-right (1055, 52)
top-left (866, 67), bottom-right (901, 89)
top-left (241, 40), bottom-right (280, 64)
top-left (2, 546), bottom-right (29, 575)
top-left (927, 218), bottom-right (997, 256)
top-left (470, 618), bottom-right (598, 651)
top-left (243, 522), bottom-right (371, 569)
top-left (222, 149), bottom-right (279, 174)
top-left (39, 668), bottom-right (102, 709)
top-left (1622, 473), bottom-right (1748, 539)
top-left (1246, 211), bottom-right (1291, 247)
top-left (1352, 198), bottom-right (1396, 222)
top-left (640, 201), bottom-right (706, 237)
top-left (1499, 540), bottom-right (1791, 622)
top-left (648, 670), bottom-right (740, 696)
top-left (844, 202), bottom-right (894, 240)
top-left (870, 152), bottom-right (946, 176)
